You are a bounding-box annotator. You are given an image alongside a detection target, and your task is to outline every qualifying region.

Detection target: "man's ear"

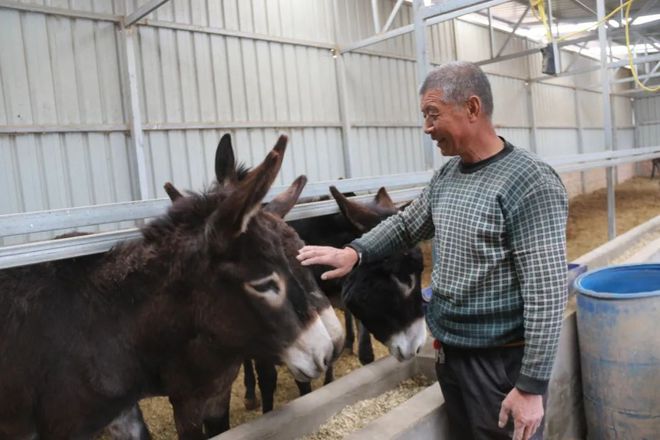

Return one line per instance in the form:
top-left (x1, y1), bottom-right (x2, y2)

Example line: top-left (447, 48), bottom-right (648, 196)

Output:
top-left (466, 95), bottom-right (481, 121)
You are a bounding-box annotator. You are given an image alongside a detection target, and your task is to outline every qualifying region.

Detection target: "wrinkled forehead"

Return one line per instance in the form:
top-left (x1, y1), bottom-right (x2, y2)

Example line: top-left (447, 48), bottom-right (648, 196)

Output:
top-left (420, 89), bottom-right (446, 112)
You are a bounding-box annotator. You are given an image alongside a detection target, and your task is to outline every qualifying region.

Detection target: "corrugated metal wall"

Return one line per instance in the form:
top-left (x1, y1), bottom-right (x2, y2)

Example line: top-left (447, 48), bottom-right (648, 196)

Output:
top-left (635, 95), bottom-right (660, 147)
top-left (0, 0), bottom-right (642, 244)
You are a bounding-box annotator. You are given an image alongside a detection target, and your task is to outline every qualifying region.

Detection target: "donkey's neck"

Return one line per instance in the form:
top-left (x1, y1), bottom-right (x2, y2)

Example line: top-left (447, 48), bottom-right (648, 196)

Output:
top-left (89, 238), bottom-right (199, 342)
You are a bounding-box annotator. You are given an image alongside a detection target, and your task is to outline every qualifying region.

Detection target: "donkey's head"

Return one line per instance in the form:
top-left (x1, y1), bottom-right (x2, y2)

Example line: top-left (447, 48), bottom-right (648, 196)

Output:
top-left (153, 135), bottom-right (341, 381)
top-left (330, 187), bottom-right (426, 361)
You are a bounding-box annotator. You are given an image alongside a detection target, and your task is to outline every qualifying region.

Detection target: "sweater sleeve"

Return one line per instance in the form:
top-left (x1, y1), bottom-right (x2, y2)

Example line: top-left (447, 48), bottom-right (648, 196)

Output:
top-left (350, 176), bottom-right (436, 263)
top-left (507, 181), bottom-right (568, 394)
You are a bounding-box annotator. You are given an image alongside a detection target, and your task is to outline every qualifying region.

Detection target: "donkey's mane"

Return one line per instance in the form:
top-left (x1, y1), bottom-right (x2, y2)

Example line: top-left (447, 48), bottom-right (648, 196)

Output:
top-left (93, 186), bottom-right (232, 292)
top-left (142, 188), bottom-right (223, 244)
top-left (236, 163), bottom-right (250, 181)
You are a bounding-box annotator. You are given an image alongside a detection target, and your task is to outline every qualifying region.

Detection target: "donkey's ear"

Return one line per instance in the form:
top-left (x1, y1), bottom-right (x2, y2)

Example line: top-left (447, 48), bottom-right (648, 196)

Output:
top-left (329, 186), bottom-right (380, 232)
top-left (209, 135), bottom-right (287, 238)
top-left (215, 133), bottom-right (237, 185)
top-left (264, 175), bottom-right (307, 218)
top-left (163, 182), bottom-right (184, 202)
top-left (398, 200), bottom-right (412, 211)
top-left (374, 187), bottom-right (396, 210)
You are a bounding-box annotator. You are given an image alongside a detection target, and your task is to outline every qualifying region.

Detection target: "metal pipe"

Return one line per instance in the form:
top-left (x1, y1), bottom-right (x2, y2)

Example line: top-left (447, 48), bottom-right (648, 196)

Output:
top-left (371, 0), bottom-right (381, 33)
top-left (120, 28), bottom-right (150, 200)
top-left (123, 0), bottom-right (170, 27)
top-left (597, 0), bottom-right (616, 240)
top-left (573, 88), bottom-right (587, 193)
top-left (382, 0), bottom-right (405, 33)
top-left (413, 0), bottom-right (434, 169)
top-left (488, 8), bottom-right (495, 59)
top-left (530, 53), bottom-right (660, 83)
top-left (526, 82), bottom-right (538, 153)
top-left (495, 4), bottom-right (530, 58)
top-left (340, 24), bottom-right (414, 54)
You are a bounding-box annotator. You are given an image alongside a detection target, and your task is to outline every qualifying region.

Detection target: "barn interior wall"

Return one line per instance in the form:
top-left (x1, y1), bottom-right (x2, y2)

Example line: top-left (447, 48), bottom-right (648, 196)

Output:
top-left (0, 0), bottom-right (650, 246)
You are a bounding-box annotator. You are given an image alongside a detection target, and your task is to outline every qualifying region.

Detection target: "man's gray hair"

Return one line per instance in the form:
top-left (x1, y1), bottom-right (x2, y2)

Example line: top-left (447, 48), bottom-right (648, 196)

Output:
top-left (419, 61), bottom-right (493, 118)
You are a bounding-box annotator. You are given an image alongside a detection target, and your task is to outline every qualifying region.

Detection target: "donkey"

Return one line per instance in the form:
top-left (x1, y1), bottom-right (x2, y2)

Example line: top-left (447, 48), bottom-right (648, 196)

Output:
top-left (243, 186), bottom-right (427, 412)
top-left (204, 134), bottom-right (426, 413)
top-left (0, 135), bottom-right (343, 440)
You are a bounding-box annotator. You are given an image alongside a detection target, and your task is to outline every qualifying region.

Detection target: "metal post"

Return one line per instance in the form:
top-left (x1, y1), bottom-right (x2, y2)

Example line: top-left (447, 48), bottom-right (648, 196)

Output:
top-left (487, 8), bottom-right (495, 59)
top-left (333, 50), bottom-right (354, 178)
top-left (332, 0), bottom-right (354, 178)
top-left (597, 0), bottom-right (616, 240)
top-left (526, 82), bottom-right (538, 153)
top-left (120, 27), bottom-right (150, 200)
top-left (574, 88), bottom-right (587, 193)
top-left (382, 0), bottom-right (405, 33)
top-left (413, 0), bottom-right (435, 169)
top-left (496, 5), bottom-right (530, 58)
top-left (547, 0), bottom-right (561, 74)
top-left (124, 0), bottom-right (170, 27)
top-left (370, 0), bottom-right (381, 33)
top-left (632, 98), bottom-right (641, 175)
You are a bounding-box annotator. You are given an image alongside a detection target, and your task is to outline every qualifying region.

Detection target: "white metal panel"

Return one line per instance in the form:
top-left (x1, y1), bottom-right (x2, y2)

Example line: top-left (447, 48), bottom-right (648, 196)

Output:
top-left (635, 95), bottom-right (660, 124)
top-left (616, 128), bottom-right (634, 150)
top-left (344, 52), bottom-right (418, 124)
top-left (533, 83), bottom-right (577, 127)
top-left (0, 8), bottom-right (125, 127)
top-left (636, 96), bottom-right (660, 148)
top-left (612, 95), bottom-right (633, 127)
top-left (428, 20), bottom-right (456, 65)
top-left (143, 127), bottom-right (346, 197)
top-left (130, 0), bottom-right (339, 44)
top-left (497, 128), bottom-right (531, 150)
top-left (0, 9), bottom-right (33, 125)
top-left (577, 89), bottom-right (604, 128)
top-left (535, 128), bottom-right (579, 158)
top-left (490, 75), bottom-right (528, 128)
top-left (639, 125), bottom-right (660, 148)
top-left (582, 129), bottom-right (607, 153)
top-left (0, 0), bottom-right (643, 234)
top-left (351, 127), bottom-right (425, 177)
top-left (0, 131), bottom-right (135, 244)
top-left (454, 20), bottom-right (529, 78)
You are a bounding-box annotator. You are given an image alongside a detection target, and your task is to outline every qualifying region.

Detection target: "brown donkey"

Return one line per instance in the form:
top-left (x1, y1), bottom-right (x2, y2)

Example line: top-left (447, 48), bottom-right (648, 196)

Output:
top-left (0, 135), bottom-right (342, 440)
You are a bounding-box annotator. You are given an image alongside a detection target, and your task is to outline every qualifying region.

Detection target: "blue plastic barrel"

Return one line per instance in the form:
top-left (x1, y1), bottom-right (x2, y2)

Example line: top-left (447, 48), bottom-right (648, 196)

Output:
top-left (574, 264), bottom-right (660, 439)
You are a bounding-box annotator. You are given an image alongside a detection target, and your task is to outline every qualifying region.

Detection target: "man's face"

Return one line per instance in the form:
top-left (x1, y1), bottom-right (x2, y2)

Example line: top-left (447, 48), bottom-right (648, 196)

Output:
top-left (420, 89), bottom-right (469, 157)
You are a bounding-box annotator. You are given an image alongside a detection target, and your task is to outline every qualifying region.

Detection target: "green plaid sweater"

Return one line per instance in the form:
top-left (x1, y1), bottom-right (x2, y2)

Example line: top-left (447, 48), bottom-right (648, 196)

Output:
top-left (351, 140), bottom-right (568, 394)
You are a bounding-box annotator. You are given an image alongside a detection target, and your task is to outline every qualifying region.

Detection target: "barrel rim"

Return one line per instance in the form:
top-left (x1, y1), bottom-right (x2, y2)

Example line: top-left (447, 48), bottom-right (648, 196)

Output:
top-left (574, 263), bottom-right (660, 299)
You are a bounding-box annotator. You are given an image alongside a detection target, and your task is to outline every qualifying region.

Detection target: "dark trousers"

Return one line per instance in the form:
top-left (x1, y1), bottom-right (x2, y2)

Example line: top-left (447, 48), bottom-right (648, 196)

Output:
top-left (435, 344), bottom-right (545, 440)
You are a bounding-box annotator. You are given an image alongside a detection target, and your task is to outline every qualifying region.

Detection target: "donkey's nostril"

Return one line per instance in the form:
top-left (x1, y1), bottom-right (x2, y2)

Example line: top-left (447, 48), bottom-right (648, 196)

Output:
top-left (416, 346), bottom-right (421, 354)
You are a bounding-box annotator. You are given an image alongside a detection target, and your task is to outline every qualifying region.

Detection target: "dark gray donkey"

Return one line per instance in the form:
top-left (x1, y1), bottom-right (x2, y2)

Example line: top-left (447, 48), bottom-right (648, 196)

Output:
top-left (0, 135), bottom-right (343, 440)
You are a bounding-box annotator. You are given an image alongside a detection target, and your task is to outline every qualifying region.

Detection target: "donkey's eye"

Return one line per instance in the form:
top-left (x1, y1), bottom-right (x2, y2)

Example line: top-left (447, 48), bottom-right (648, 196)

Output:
top-left (249, 279), bottom-right (279, 293)
top-left (244, 272), bottom-right (286, 307)
top-left (390, 273), bottom-right (417, 298)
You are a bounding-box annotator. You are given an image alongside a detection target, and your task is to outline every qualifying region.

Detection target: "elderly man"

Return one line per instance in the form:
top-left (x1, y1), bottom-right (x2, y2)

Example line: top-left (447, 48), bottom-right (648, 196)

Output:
top-left (297, 61), bottom-right (568, 440)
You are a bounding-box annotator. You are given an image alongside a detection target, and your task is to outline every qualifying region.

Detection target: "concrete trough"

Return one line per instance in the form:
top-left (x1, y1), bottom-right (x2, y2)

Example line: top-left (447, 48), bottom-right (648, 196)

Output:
top-left (215, 215), bottom-right (660, 440)
top-left (214, 351), bottom-right (436, 440)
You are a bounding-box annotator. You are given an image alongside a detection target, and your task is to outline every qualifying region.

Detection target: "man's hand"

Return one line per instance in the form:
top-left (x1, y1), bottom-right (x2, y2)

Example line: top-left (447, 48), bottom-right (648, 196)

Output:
top-left (498, 387), bottom-right (544, 440)
top-left (297, 246), bottom-right (358, 280)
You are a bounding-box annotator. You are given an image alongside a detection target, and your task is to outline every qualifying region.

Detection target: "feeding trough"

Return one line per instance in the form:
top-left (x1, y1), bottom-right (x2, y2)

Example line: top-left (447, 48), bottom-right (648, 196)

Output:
top-left (214, 341), bottom-right (438, 440)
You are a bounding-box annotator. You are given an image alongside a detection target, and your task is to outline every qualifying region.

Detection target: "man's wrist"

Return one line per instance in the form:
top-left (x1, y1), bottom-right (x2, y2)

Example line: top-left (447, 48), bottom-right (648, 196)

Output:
top-left (343, 245), bottom-right (362, 268)
top-left (515, 374), bottom-right (548, 395)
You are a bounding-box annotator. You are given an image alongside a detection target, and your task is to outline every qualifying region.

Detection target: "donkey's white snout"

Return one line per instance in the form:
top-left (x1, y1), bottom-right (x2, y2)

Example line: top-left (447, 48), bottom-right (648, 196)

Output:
top-left (387, 317), bottom-right (427, 362)
top-left (318, 303), bottom-right (345, 361)
top-left (283, 314), bottom-right (335, 382)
